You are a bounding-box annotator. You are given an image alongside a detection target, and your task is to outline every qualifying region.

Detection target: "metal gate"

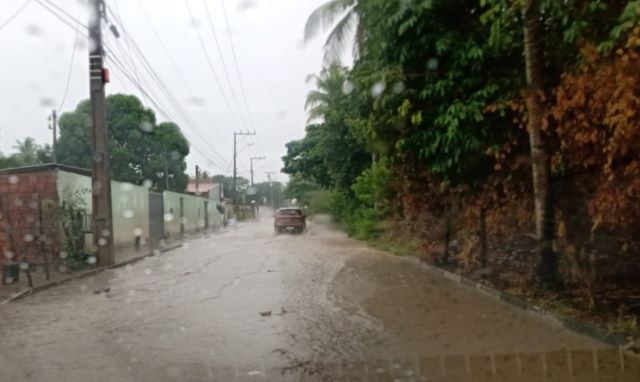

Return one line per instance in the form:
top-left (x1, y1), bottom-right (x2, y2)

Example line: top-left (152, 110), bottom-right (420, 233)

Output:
top-left (148, 192), bottom-right (164, 249)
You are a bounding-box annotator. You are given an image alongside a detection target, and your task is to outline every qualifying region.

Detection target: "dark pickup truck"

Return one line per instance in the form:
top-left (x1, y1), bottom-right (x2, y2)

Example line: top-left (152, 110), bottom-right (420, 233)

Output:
top-left (274, 207), bottom-right (306, 234)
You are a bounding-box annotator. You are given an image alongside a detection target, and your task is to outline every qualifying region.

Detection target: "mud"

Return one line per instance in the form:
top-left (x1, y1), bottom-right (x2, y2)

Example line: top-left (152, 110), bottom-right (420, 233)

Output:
top-left (0, 214), bottom-right (638, 381)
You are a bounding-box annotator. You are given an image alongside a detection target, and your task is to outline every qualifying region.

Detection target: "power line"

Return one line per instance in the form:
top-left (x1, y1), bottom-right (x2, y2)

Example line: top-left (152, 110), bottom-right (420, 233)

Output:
top-left (219, 0), bottom-right (255, 130)
top-left (105, 5), bottom-right (230, 166)
top-left (57, 2), bottom-right (82, 113)
top-left (201, 0), bottom-right (249, 130)
top-left (182, 0), bottom-right (245, 131)
top-left (135, 0), bottom-right (231, 148)
top-left (0, 0), bottom-right (33, 32)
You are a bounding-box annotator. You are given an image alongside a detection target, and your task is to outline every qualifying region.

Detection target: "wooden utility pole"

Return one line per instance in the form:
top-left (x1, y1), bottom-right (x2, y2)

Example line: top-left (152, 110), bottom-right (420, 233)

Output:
top-left (249, 156), bottom-right (265, 187)
top-left (48, 110), bottom-right (57, 163)
top-left (232, 131), bottom-right (256, 203)
top-left (266, 171), bottom-right (276, 210)
top-left (195, 164), bottom-right (200, 194)
top-left (89, 0), bottom-right (114, 266)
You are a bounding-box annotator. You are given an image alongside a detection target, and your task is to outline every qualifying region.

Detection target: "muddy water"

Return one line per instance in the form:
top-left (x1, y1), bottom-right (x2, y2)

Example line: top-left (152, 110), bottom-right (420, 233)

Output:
top-left (0, 215), bottom-right (638, 381)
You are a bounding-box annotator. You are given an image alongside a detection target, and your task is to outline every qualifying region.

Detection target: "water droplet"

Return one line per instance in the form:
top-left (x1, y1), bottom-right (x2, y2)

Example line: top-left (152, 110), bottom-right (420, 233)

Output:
top-left (98, 238), bottom-right (107, 246)
top-left (142, 179), bottom-right (153, 188)
top-left (19, 262), bottom-right (29, 270)
top-left (58, 265), bottom-right (67, 273)
top-left (23, 234), bottom-right (34, 242)
top-left (153, 249), bottom-right (161, 256)
top-left (427, 58), bottom-right (439, 70)
top-left (233, 278), bottom-right (240, 285)
top-left (8, 175), bottom-right (18, 184)
top-left (186, 96), bottom-right (205, 107)
top-left (59, 250), bottom-right (68, 258)
top-left (371, 81), bottom-right (386, 98)
top-left (29, 201), bottom-right (38, 209)
top-left (140, 121), bottom-right (154, 132)
top-left (123, 210), bottom-right (134, 219)
top-left (163, 213), bottom-right (174, 222)
top-left (133, 228), bottom-right (143, 236)
top-left (4, 277), bottom-right (14, 284)
top-left (40, 97), bottom-right (55, 108)
top-left (26, 24), bottom-right (43, 36)
top-left (93, 153), bottom-right (103, 163)
top-left (120, 183), bottom-right (133, 191)
top-left (101, 229), bottom-right (110, 237)
top-left (342, 80), bottom-right (355, 94)
top-left (14, 198), bottom-right (23, 207)
top-left (87, 256), bottom-right (97, 264)
top-left (392, 81), bottom-right (406, 93)
top-left (125, 264), bottom-right (133, 272)
top-left (143, 268), bottom-right (152, 275)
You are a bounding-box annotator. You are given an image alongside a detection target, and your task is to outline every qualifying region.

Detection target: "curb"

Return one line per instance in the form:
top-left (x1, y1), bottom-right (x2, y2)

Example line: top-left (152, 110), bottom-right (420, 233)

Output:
top-left (0, 243), bottom-right (183, 305)
top-left (410, 257), bottom-right (638, 356)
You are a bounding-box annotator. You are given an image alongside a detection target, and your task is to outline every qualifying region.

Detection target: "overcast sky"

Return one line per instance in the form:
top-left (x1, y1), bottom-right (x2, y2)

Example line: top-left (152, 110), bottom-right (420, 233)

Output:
top-left (0, 0), bottom-right (330, 184)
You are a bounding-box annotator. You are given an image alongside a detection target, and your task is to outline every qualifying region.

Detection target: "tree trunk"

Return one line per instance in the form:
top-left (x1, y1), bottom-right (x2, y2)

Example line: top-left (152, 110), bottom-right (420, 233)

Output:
top-left (522, 0), bottom-right (558, 286)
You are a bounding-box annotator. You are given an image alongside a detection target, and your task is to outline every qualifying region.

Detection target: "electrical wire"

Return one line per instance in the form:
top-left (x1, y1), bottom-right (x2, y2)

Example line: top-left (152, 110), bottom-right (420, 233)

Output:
top-left (201, 0), bottom-right (249, 130)
top-left (135, 0), bottom-right (231, 148)
top-left (57, 1), bottom-right (82, 113)
top-left (0, 0), bottom-right (33, 31)
top-left (182, 0), bottom-right (245, 131)
top-left (105, 5), bottom-right (230, 167)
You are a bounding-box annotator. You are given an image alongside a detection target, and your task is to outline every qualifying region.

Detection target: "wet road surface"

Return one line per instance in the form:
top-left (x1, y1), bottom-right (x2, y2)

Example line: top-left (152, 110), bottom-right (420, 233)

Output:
top-left (1, 215), bottom-right (638, 381)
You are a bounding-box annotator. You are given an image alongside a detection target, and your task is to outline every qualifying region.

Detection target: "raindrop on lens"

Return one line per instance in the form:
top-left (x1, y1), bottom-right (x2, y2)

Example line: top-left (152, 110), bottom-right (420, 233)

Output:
top-left (123, 210), bottom-right (134, 218)
top-left (93, 153), bottom-right (103, 163)
top-left (8, 175), bottom-right (18, 184)
top-left (59, 250), bottom-right (68, 259)
top-left (342, 80), bottom-right (355, 95)
top-left (427, 58), bottom-right (439, 70)
top-left (392, 81), bottom-right (406, 93)
top-left (140, 121), bottom-right (153, 132)
top-left (143, 179), bottom-right (153, 188)
top-left (133, 228), bottom-right (143, 236)
top-left (98, 238), bottom-right (107, 246)
top-left (144, 268), bottom-right (152, 275)
top-left (24, 234), bottom-right (34, 242)
top-left (371, 81), bottom-right (386, 97)
top-left (19, 262), bottom-right (29, 270)
top-left (164, 213), bottom-right (174, 222)
top-left (87, 256), bottom-right (97, 264)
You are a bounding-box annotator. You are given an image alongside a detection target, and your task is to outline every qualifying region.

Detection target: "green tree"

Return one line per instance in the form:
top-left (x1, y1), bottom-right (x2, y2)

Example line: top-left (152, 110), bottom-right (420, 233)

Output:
top-left (13, 137), bottom-right (40, 165)
top-left (57, 94), bottom-right (190, 191)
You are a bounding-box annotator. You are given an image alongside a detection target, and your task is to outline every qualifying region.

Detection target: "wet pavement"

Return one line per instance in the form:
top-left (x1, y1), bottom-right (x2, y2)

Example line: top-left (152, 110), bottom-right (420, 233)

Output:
top-left (0, 215), bottom-right (638, 381)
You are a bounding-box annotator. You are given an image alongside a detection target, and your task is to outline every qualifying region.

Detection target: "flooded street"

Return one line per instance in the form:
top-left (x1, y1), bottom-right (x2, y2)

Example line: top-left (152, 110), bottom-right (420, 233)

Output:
top-left (0, 216), bottom-right (638, 381)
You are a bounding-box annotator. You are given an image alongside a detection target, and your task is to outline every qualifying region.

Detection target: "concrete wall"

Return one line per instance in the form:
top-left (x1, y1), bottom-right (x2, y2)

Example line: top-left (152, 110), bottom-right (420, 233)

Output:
top-left (163, 191), bottom-right (223, 238)
top-left (57, 171), bottom-right (150, 249)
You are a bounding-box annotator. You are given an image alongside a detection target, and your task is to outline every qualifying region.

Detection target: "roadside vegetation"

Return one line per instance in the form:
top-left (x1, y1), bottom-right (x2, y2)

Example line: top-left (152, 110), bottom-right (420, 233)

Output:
top-left (283, 0), bottom-right (640, 345)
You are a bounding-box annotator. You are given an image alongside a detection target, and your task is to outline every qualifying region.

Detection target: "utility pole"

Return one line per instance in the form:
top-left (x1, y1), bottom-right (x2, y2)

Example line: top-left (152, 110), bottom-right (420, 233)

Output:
top-left (195, 164), bottom-right (200, 195)
top-left (88, 0), bottom-right (114, 266)
top-left (48, 110), bottom-right (57, 163)
top-left (232, 131), bottom-right (256, 204)
top-left (266, 171), bottom-right (276, 210)
top-left (249, 156), bottom-right (265, 187)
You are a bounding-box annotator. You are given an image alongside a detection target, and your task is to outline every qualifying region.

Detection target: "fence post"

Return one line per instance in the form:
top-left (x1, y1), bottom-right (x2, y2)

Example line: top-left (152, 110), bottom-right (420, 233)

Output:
top-left (180, 197), bottom-right (184, 240)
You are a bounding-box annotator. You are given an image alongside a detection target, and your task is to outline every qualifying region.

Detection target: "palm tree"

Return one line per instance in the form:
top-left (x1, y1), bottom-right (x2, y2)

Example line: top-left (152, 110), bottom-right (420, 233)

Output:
top-left (304, 0), bottom-right (360, 62)
top-left (305, 64), bottom-right (347, 123)
top-left (521, 0), bottom-right (557, 286)
top-left (13, 137), bottom-right (40, 166)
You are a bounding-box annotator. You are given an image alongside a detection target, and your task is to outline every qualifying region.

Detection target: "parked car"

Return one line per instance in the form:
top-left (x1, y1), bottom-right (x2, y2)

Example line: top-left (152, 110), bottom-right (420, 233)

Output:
top-left (274, 207), bottom-right (306, 234)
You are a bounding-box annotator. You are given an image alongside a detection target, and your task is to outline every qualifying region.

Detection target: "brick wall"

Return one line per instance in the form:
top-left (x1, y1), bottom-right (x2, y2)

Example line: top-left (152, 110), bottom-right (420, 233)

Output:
top-left (0, 169), bottom-right (60, 267)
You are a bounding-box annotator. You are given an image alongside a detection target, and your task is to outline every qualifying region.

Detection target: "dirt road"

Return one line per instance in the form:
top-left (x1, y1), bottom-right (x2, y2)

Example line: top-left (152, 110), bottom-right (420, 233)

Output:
top-left (0, 215), bottom-right (637, 381)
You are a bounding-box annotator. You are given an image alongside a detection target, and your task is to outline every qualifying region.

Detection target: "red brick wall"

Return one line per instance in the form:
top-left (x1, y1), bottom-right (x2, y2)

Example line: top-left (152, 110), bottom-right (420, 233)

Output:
top-left (0, 169), bottom-right (60, 267)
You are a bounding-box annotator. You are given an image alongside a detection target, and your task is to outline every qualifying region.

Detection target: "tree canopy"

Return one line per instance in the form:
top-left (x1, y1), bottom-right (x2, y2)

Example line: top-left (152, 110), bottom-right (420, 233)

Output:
top-left (57, 94), bottom-right (190, 191)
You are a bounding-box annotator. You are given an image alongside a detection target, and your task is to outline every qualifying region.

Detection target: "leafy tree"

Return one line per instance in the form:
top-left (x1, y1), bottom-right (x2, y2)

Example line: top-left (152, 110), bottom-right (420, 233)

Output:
top-left (57, 94), bottom-right (190, 191)
top-left (210, 174), bottom-right (249, 199)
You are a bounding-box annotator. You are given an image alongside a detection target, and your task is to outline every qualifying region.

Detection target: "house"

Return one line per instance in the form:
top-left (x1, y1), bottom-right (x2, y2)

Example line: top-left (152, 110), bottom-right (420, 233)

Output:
top-left (0, 164), bottom-right (223, 273)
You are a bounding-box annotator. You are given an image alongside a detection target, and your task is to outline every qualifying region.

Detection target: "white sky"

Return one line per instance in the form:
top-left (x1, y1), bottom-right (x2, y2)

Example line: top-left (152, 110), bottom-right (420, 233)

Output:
top-left (0, 0), bottom-right (330, 184)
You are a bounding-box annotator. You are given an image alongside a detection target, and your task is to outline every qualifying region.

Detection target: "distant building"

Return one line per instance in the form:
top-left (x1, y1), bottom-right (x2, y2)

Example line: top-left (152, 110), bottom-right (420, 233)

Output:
top-left (186, 178), bottom-right (221, 201)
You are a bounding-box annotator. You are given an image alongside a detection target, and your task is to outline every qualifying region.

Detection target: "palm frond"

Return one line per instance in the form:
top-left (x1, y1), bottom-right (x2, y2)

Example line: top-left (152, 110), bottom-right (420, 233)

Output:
top-left (323, 7), bottom-right (357, 64)
top-left (304, 0), bottom-right (356, 43)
